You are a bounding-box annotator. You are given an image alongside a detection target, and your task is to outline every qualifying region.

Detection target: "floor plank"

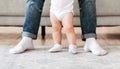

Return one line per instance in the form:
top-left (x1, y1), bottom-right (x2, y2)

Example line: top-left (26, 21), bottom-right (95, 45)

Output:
top-left (0, 26), bottom-right (120, 46)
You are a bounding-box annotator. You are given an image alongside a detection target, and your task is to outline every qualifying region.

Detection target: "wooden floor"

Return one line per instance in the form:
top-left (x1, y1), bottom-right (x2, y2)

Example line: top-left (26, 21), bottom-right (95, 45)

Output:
top-left (1, 26), bottom-right (120, 69)
top-left (0, 26), bottom-right (120, 47)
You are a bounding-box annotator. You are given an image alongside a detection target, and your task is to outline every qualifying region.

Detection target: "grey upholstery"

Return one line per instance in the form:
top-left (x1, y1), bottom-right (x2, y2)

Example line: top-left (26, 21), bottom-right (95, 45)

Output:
top-left (0, 0), bottom-right (120, 26)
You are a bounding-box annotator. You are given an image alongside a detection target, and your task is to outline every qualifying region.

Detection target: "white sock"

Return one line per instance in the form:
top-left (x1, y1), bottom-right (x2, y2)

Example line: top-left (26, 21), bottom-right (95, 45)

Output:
top-left (84, 38), bottom-right (107, 56)
top-left (69, 45), bottom-right (77, 54)
top-left (49, 44), bottom-right (62, 53)
top-left (9, 37), bottom-right (34, 54)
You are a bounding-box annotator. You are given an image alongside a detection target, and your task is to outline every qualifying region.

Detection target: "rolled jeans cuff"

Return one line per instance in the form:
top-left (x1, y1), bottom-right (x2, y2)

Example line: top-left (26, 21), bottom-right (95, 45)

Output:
top-left (22, 32), bottom-right (37, 39)
top-left (82, 33), bottom-right (96, 41)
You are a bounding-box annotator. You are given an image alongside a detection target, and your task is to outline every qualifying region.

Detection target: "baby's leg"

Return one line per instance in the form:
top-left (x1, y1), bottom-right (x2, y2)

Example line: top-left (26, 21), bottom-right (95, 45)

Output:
top-left (48, 13), bottom-right (62, 52)
top-left (50, 13), bottom-right (62, 45)
top-left (62, 12), bottom-right (76, 45)
top-left (62, 12), bottom-right (77, 54)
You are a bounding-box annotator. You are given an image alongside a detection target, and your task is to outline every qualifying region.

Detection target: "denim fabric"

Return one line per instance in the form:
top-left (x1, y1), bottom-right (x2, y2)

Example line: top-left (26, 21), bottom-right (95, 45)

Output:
top-left (22, 0), bottom-right (45, 39)
top-left (78, 0), bottom-right (96, 41)
top-left (22, 0), bottom-right (96, 40)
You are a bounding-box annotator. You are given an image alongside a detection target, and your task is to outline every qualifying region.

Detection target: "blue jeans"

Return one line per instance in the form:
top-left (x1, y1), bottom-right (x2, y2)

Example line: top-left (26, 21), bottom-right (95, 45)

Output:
top-left (22, 0), bottom-right (96, 40)
top-left (22, 0), bottom-right (45, 39)
top-left (78, 0), bottom-right (96, 41)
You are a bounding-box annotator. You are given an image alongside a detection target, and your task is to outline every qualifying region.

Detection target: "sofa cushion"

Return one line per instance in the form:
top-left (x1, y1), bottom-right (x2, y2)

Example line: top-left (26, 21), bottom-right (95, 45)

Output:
top-left (0, 0), bottom-right (25, 16)
top-left (0, 0), bottom-right (120, 16)
top-left (96, 0), bottom-right (120, 16)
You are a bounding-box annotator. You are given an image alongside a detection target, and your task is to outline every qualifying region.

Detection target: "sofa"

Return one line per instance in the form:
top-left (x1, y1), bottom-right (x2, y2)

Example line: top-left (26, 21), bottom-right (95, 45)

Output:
top-left (0, 0), bottom-right (120, 39)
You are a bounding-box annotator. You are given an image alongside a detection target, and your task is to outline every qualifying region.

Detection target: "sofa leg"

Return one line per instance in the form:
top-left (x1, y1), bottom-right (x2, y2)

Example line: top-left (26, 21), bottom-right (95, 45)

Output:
top-left (41, 26), bottom-right (46, 39)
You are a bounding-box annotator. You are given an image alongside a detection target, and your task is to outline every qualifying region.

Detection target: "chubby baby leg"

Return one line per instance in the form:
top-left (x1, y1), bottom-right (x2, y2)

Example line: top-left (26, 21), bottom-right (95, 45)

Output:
top-left (62, 12), bottom-right (77, 54)
top-left (49, 13), bottom-right (63, 52)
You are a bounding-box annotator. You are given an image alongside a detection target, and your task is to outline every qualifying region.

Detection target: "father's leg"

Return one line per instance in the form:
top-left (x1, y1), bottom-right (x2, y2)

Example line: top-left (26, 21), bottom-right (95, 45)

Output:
top-left (78, 0), bottom-right (107, 56)
top-left (9, 0), bottom-right (45, 54)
